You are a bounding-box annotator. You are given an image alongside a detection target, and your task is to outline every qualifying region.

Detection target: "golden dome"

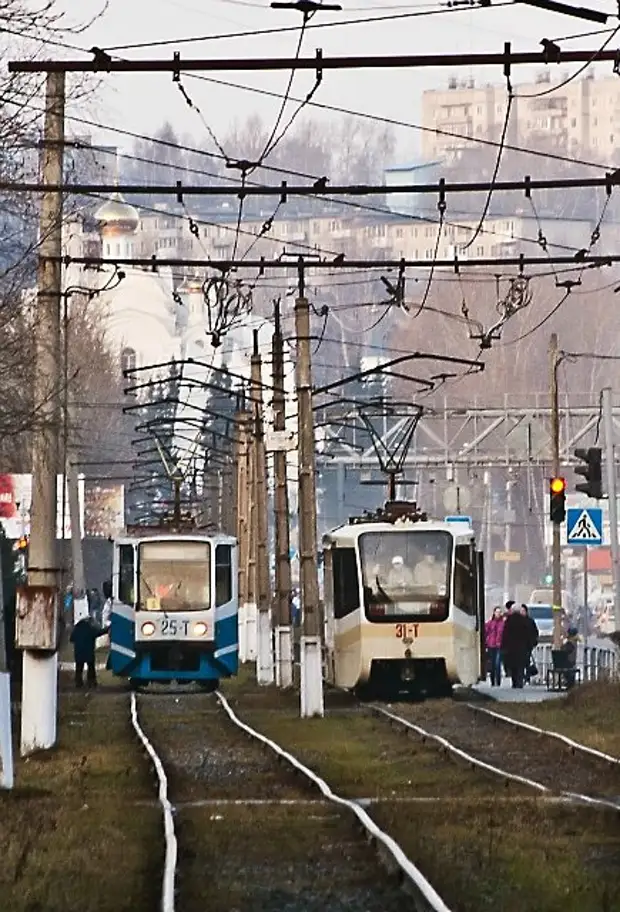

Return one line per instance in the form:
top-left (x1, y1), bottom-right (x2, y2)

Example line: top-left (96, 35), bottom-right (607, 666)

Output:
top-left (94, 192), bottom-right (139, 233)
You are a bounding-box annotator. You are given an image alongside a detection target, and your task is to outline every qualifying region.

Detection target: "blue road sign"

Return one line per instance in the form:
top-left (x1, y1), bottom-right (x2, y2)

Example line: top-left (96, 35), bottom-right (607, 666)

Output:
top-left (445, 515), bottom-right (473, 526)
top-left (566, 506), bottom-right (603, 545)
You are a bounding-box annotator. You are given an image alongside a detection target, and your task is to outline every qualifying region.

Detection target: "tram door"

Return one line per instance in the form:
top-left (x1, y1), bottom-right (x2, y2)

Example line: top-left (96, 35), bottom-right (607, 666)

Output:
top-left (475, 551), bottom-right (486, 680)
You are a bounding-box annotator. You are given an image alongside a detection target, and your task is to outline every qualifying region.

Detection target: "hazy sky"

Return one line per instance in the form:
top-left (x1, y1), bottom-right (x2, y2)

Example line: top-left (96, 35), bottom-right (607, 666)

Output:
top-left (53, 0), bottom-right (615, 164)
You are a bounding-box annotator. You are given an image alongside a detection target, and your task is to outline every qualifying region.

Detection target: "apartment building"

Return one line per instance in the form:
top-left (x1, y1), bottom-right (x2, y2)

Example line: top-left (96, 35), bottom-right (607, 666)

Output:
top-left (421, 70), bottom-right (620, 163)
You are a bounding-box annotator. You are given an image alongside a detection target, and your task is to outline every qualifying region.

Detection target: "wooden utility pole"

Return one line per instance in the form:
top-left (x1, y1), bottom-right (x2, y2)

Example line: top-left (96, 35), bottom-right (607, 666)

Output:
top-left (19, 71), bottom-right (65, 755)
top-left (601, 387), bottom-right (620, 636)
top-left (271, 298), bottom-right (293, 687)
top-left (251, 331), bottom-right (274, 684)
top-left (234, 411), bottom-right (251, 661)
top-left (295, 266), bottom-right (324, 717)
top-left (550, 332), bottom-right (563, 648)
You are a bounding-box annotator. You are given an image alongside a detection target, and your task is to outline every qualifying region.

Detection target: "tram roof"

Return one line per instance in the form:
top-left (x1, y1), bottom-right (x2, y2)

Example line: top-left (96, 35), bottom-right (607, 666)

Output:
top-left (114, 528), bottom-right (237, 546)
top-left (323, 519), bottom-right (474, 547)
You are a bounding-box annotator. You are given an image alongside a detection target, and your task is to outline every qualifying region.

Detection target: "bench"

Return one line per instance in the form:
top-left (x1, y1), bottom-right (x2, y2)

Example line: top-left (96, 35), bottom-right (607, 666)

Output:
top-left (546, 649), bottom-right (581, 691)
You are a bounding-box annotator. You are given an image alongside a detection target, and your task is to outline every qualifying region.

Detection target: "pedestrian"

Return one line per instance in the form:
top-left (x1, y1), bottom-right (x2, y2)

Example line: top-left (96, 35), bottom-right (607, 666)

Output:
top-left (485, 607), bottom-right (505, 686)
top-left (560, 626), bottom-right (579, 688)
top-left (70, 615), bottom-right (108, 688)
top-left (501, 604), bottom-right (532, 688)
top-left (520, 604), bottom-right (539, 683)
top-left (501, 601), bottom-right (515, 676)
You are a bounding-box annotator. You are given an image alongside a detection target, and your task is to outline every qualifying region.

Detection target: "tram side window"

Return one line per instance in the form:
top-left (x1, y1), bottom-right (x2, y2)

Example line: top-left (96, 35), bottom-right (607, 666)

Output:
top-left (215, 544), bottom-right (232, 606)
top-left (119, 545), bottom-right (135, 604)
top-left (454, 544), bottom-right (476, 616)
top-left (333, 548), bottom-right (359, 619)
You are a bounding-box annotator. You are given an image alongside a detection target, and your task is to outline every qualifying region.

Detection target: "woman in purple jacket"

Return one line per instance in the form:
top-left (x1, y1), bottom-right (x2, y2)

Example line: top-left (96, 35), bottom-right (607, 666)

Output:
top-left (485, 607), bottom-right (505, 687)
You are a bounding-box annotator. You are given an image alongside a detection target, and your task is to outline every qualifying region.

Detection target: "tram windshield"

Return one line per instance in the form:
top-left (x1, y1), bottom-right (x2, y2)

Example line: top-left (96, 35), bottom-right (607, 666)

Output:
top-left (138, 541), bottom-right (211, 611)
top-left (358, 530), bottom-right (452, 621)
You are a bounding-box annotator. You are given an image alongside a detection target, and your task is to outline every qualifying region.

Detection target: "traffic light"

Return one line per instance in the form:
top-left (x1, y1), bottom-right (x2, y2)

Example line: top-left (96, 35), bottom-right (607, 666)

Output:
top-left (574, 447), bottom-right (603, 499)
top-left (549, 476), bottom-right (566, 523)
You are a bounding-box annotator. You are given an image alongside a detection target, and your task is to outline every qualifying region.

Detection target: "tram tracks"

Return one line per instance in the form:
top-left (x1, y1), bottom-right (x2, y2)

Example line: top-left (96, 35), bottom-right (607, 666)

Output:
top-left (130, 688), bottom-right (452, 912)
top-left (370, 699), bottom-right (620, 810)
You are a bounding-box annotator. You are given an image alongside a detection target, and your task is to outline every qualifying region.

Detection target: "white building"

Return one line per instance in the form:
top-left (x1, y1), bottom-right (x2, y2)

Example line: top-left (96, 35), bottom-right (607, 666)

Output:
top-left (62, 193), bottom-right (299, 516)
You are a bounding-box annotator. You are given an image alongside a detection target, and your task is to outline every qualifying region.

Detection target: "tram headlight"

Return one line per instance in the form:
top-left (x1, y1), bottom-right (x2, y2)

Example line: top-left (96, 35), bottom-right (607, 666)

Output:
top-left (193, 622), bottom-right (208, 637)
top-left (141, 621), bottom-right (156, 637)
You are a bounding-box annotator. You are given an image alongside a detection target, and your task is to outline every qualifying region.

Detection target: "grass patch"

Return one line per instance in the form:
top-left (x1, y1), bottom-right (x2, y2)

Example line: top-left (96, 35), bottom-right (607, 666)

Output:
top-left (495, 681), bottom-right (620, 756)
top-left (0, 684), bottom-right (162, 911)
top-left (373, 798), bottom-right (620, 912)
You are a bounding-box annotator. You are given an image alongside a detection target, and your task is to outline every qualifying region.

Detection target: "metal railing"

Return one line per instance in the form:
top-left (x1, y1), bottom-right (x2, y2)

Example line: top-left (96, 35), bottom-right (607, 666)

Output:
top-left (531, 638), bottom-right (618, 685)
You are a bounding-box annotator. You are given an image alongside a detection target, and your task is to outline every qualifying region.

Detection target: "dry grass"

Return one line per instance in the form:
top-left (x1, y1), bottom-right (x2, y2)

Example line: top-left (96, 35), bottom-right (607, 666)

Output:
top-left (0, 677), bottom-right (162, 912)
top-left (495, 681), bottom-right (620, 756)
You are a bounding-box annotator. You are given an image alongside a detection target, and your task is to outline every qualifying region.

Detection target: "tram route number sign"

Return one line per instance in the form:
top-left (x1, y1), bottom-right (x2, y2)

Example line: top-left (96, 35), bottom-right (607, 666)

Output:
top-left (161, 618), bottom-right (191, 636)
top-left (395, 623), bottom-right (420, 640)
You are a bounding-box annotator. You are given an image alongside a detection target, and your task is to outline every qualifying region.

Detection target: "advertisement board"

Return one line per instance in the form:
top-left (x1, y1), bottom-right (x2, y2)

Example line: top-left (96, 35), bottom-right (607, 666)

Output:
top-left (0, 474), bottom-right (124, 539)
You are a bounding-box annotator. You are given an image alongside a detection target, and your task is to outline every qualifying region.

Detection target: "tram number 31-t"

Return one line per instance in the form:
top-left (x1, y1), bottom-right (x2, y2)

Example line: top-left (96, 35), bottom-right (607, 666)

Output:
top-left (395, 623), bottom-right (420, 640)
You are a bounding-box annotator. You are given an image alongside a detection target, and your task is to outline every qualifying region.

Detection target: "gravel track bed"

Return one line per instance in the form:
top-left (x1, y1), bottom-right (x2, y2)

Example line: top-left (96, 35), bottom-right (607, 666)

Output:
top-left (384, 701), bottom-right (620, 800)
top-left (136, 691), bottom-right (413, 912)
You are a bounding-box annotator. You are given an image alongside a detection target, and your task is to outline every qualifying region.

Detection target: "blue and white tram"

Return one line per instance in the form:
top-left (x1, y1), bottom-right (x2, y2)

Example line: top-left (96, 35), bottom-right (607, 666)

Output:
top-left (108, 526), bottom-right (238, 689)
top-left (322, 502), bottom-right (486, 699)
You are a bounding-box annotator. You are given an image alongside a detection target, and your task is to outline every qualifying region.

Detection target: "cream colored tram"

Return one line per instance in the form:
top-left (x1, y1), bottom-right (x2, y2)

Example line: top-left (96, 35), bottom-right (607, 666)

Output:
top-left (322, 502), bottom-right (486, 699)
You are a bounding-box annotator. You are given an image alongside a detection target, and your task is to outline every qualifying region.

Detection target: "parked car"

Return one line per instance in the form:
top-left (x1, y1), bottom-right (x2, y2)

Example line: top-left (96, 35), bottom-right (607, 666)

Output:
top-left (525, 603), bottom-right (566, 641)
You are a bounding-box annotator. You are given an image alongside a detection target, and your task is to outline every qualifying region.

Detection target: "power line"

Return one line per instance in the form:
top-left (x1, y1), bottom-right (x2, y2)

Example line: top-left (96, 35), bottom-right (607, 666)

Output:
top-left (103, 2), bottom-right (507, 51)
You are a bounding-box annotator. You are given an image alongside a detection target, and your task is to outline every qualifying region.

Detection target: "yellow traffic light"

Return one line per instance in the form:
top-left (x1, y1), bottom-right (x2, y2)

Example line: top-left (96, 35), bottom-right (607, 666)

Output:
top-left (550, 477), bottom-right (566, 494)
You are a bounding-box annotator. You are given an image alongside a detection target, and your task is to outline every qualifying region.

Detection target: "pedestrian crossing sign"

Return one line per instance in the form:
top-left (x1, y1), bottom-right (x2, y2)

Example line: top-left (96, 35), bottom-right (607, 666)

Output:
top-left (566, 506), bottom-right (603, 545)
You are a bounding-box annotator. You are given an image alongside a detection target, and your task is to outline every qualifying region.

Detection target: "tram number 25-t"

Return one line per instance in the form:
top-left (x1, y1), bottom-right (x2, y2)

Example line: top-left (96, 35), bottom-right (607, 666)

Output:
top-left (395, 623), bottom-right (419, 640)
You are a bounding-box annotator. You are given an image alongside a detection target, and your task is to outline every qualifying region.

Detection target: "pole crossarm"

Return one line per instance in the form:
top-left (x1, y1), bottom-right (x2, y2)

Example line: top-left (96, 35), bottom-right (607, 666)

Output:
top-left (9, 46), bottom-right (620, 73)
top-left (57, 254), bottom-right (620, 270)
top-left (313, 352), bottom-right (484, 397)
top-left (4, 173), bottom-right (620, 197)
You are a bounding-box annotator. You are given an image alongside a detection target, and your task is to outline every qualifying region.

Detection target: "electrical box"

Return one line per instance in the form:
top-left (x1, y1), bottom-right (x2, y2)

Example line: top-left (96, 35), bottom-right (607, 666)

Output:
top-left (15, 585), bottom-right (59, 652)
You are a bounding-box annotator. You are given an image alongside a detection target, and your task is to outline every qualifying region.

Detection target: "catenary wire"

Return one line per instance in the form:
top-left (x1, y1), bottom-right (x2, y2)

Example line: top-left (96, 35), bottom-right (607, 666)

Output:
top-left (103, 3), bottom-right (512, 51)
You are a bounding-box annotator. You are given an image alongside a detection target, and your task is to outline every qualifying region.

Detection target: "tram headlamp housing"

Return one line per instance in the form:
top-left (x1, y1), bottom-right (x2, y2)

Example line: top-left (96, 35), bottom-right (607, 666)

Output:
top-left (193, 622), bottom-right (208, 637)
top-left (141, 621), bottom-right (156, 637)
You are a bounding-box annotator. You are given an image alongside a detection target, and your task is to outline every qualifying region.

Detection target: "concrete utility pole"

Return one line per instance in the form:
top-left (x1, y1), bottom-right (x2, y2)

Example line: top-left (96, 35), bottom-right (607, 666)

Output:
top-left (234, 411), bottom-right (251, 661)
top-left (245, 413), bottom-right (257, 662)
top-left (295, 272), bottom-right (324, 718)
top-left (503, 477), bottom-right (513, 606)
top-left (251, 332), bottom-right (274, 684)
top-left (271, 298), bottom-right (293, 688)
top-left (0, 543), bottom-right (14, 789)
top-left (66, 420), bottom-right (88, 623)
top-left (19, 71), bottom-right (65, 755)
top-left (549, 332), bottom-right (563, 648)
top-left (601, 387), bottom-right (620, 636)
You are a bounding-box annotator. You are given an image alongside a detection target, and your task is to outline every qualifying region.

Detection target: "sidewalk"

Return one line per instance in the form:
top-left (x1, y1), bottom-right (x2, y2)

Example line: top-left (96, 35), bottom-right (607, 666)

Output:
top-left (473, 678), bottom-right (565, 702)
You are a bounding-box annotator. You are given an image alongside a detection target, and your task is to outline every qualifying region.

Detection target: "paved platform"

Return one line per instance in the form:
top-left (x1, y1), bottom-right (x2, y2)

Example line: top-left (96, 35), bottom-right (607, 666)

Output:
top-left (473, 679), bottom-right (566, 702)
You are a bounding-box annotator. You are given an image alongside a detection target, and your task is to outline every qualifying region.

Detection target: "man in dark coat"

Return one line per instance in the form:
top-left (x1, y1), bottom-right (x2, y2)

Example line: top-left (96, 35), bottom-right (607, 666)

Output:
top-left (501, 607), bottom-right (532, 688)
top-left (70, 616), bottom-right (107, 688)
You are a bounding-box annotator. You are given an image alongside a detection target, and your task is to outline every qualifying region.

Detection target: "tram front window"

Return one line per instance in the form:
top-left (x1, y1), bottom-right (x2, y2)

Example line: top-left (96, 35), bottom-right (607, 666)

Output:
top-left (359, 531), bottom-right (452, 621)
top-left (138, 541), bottom-right (211, 611)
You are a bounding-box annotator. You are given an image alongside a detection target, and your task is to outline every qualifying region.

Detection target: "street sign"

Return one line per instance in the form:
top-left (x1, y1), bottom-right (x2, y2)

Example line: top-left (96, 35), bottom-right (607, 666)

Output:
top-left (494, 551), bottom-right (521, 562)
top-left (566, 507), bottom-right (603, 546)
top-left (265, 430), bottom-right (296, 452)
top-left (442, 485), bottom-right (471, 513)
top-left (445, 515), bottom-right (472, 526)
